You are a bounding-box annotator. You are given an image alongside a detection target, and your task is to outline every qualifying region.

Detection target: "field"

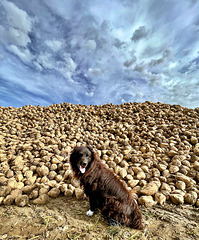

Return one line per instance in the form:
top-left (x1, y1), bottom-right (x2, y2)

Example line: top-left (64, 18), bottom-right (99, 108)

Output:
top-left (0, 196), bottom-right (199, 240)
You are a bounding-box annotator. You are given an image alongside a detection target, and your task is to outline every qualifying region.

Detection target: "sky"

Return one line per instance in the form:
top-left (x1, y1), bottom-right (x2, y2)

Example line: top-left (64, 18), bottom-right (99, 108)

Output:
top-left (0, 0), bottom-right (199, 109)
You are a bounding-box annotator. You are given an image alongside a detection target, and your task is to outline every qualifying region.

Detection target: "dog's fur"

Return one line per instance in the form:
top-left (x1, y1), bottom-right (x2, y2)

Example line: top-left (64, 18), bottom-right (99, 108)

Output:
top-left (69, 146), bottom-right (143, 230)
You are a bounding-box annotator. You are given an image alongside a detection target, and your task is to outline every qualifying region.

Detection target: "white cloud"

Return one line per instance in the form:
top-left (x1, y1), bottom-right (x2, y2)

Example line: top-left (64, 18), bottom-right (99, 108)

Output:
top-left (0, 0), bottom-right (33, 47)
top-left (45, 39), bottom-right (63, 52)
top-left (35, 52), bottom-right (77, 81)
top-left (1, 0), bottom-right (32, 33)
top-left (7, 44), bottom-right (33, 63)
top-left (36, 53), bottom-right (54, 69)
top-left (58, 54), bottom-right (77, 81)
top-left (85, 91), bottom-right (94, 97)
top-left (84, 40), bottom-right (96, 50)
top-left (88, 68), bottom-right (103, 76)
top-left (8, 27), bottom-right (31, 47)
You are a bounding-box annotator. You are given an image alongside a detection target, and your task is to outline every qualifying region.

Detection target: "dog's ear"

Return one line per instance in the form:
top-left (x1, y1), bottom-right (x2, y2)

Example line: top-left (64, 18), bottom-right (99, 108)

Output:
top-left (87, 145), bottom-right (95, 160)
top-left (87, 145), bottom-right (94, 153)
top-left (69, 147), bottom-right (75, 159)
top-left (87, 145), bottom-right (100, 163)
top-left (69, 147), bottom-right (78, 164)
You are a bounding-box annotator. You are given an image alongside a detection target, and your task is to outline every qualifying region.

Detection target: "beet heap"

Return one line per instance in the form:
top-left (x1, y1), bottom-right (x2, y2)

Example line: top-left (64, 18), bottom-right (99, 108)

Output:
top-left (0, 101), bottom-right (199, 207)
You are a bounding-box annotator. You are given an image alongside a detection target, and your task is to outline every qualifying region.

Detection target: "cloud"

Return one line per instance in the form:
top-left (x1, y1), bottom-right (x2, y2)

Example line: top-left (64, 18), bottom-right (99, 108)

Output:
top-left (1, 0), bottom-right (32, 33)
top-left (45, 39), bottom-right (63, 52)
top-left (35, 52), bottom-right (77, 81)
top-left (0, 25), bottom-right (31, 47)
top-left (0, 0), bottom-right (33, 47)
top-left (0, 0), bottom-right (199, 108)
top-left (124, 56), bottom-right (137, 67)
top-left (131, 26), bottom-right (149, 42)
top-left (83, 40), bottom-right (96, 50)
top-left (148, 49), bottom-right (171, 66)
top-left (7, 44), bottom-right (33, 64)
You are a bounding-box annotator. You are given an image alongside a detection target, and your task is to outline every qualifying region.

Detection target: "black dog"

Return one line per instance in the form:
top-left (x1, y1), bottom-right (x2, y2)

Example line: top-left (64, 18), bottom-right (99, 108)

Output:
top-left (69, 146), bottom-right (143, 230)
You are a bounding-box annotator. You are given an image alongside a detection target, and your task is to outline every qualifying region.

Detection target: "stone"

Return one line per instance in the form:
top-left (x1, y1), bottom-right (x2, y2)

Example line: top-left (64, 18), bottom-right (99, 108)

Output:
top-left (24, 170), bottom-right (33, 179)
top-left (170, 194), bottom-right (184, 205)
top-left (140, 181), bottom-right (160, 196)
top-left (139, 180), bottom-right (147, 187)
top-left (15, 195), bottom-right (29, 207)
top-left (193, 143), bottom-right (199, 156)
top-left (168, 150), bottom-right (178, 157)
top-left (3, 195), bottom-right (15, 205)
top-left (22, 185), bottom-right (35, 194)
top-left (160, 190), bottom-right (170, 200)
top-left (141, 165), bottom-right (149, 173)
top-left (136, 171), bottom-right (146, 180)
top-left (175, 181), bottom-right (186, 191)
top-left (37, 165), bottom-right (49, 176)
top-left (157, 164), bottom-right (167, 171)
top-left (10, 189), bottom-right (22, 198)
top-left (48, 171), bottom-right (57, 180)
top-left (162, 169), bottom-right (170, 178)
top-left (138, 196), bottom-right (156, 207)
top-left (155, 192), bottom-right (166, 205)
top-left (29, 189), bottom-right (39, 199)
top-left (119, 168), bottom-right (127, 178)
top-left (193, 161), bottom-right (199, 171)
top-left (48, 187), bottom-right (60, 198)
top-left (176, 173), bottom-right (191, 185)
top-left (39, 187), bottom-right (49, 195)
top-left (6, 170), bottom-right (14, 178)
top-left (128, 180), bottom-right (139, 188)
top-left (191, 136), bottom-right (198, 144)
top-left (33, 194), bottom-right (49, 205)
top-left (15, 173), bottom-right (23, 182)
top-left (74, 188), bottom-right (84, 200)
top-left (15, 182), bottom-right (24, 189)
top-left (64, 189), bottom-right (73, 197)
top-left (130, 186), bottom-right (141, 194)
top-left (169, 165), bottom-right (179, 174)
top-left (171, 190), bottom-right (185, 196)
top-left (0, 197), bottom-right (4, 205)
top-left (152, 169), bottom-right (160, 177)
top-left (184, 192), bottom-right (197, 205)
top-left (71, 178), bottom-right (81, 188)
top-left (0, 186), bottom-right (11, 197)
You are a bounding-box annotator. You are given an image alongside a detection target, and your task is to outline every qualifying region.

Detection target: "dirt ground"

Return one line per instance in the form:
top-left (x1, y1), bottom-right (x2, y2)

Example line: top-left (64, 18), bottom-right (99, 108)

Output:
top-left (0, 195), bottom-right (199, 240)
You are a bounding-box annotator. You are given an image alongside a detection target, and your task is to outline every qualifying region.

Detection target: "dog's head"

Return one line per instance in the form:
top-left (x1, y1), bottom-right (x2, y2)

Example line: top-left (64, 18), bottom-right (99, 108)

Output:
top-left (69, 146), bottom-right (94, 175)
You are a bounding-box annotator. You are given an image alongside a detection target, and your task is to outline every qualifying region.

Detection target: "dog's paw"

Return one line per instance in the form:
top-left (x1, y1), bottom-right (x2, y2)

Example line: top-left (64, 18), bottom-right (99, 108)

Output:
top-left (86, 210), bottom-right (94, 217)
top-left (107, 217), bottom-right (120, 226)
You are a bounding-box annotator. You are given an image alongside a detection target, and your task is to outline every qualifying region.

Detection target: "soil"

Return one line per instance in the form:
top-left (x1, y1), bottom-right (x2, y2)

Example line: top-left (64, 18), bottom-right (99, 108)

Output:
top-left (0, 196), bottom-right (198, 240)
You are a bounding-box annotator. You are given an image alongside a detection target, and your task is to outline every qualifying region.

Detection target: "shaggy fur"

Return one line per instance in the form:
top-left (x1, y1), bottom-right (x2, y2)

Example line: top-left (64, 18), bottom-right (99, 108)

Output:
top-left (69, 146), bottom-right (143, 230)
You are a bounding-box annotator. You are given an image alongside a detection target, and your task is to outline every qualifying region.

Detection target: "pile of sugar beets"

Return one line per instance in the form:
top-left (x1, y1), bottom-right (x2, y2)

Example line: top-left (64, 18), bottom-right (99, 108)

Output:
top-left (0, 101), bottom-right (199, 208)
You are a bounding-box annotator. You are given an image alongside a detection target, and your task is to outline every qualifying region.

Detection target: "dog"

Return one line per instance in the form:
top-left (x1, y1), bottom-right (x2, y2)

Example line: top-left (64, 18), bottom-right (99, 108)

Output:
top-left (69, 146), bottom-right (143, 230)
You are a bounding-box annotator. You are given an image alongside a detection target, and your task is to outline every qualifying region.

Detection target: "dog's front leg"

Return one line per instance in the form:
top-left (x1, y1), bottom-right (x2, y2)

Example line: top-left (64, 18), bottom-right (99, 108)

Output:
top-left (86, 209), bottom-right (94, 217)
top-left (86, 195), bottom-right (96, 217)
